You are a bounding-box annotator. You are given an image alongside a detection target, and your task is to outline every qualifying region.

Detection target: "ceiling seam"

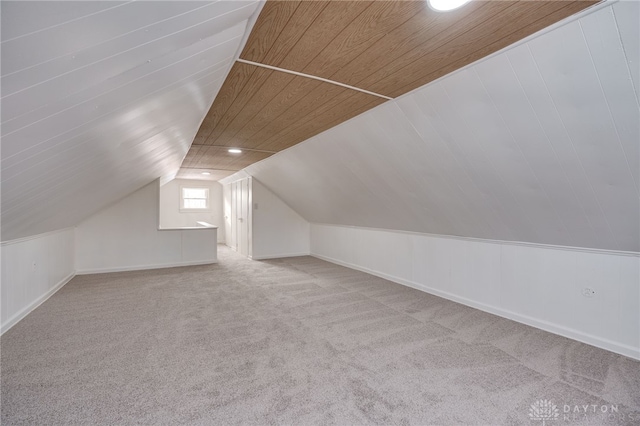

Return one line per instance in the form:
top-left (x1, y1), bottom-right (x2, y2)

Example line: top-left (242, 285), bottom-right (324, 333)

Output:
top-left (219, 77), bottom-right (328, 151)
top-left (208, 1), bottom-right (333, 149)
top-left (204, 66), bottom-right (295, 148)
top-left (196, 0), bottom-right (286, 147)
top-left (255, 92), bottom-right (384, 152)
top-left (230, 78), bottom-right (378, 153)
top-left (199, 65), bottom-right (273, 149)
top-left (193, 64), bottom-right (263, 165)
top-left (221, 1), bottom-right (400, 147)
top-left (199, 0), bottom-right (307, 149)
top-left (236, 59), bottom-right (392, 100)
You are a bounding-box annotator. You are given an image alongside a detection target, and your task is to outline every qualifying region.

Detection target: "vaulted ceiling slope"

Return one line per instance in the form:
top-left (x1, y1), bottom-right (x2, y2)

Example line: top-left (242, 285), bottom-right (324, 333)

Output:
top-left (235, 1), bottom-right (640, 253)
top-left (181, 0), bottom-right (598, 178)
top-left (1, 1), bottom-right (261, 241)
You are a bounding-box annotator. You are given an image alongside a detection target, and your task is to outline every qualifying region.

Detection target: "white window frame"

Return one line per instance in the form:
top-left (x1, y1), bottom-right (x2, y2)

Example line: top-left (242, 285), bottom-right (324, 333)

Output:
top-left (180, 186), bottom-right (210, 212)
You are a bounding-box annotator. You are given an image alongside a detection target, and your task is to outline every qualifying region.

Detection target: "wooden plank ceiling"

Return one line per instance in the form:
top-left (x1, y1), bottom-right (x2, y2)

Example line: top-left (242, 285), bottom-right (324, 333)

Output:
top-left (179, 0), bottom-right (598, 178)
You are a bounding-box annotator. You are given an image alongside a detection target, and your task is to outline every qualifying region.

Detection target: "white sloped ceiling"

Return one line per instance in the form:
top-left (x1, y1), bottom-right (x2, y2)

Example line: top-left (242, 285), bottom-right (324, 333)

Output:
top-left (242, 1), bottom-right (640, 253)
top-left (1, 1), bottom-right (261, 240)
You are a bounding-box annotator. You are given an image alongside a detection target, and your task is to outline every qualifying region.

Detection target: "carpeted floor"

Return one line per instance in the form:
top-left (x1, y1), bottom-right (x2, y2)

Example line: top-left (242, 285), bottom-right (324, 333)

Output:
top-left (1, 246), bottom-right (639, 425)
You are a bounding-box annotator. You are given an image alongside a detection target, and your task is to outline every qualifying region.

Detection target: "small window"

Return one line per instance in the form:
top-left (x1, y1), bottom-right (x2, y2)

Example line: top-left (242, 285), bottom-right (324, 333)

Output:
top-left (181, 187), bottom-right (210, 211)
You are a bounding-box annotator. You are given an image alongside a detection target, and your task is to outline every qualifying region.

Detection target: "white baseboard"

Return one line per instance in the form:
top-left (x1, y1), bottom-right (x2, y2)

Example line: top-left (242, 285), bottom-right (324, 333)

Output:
top-left (312, 252), bottom-right (640, 361)
top-left (251, 252), bottom-right (310, 260)
top-left (76, 259), bottom-right (217, 275)
top-left (1, 272), bottom-right (75, 335)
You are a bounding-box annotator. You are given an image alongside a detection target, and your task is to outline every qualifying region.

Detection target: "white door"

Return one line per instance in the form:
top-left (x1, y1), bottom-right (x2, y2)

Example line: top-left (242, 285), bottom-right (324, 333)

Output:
top-left (238, 179), bottom-right (249, 256)
top-left (223, 184), bottom-right (232, 246)
top-left (230, 181), bottom-right (238, 250)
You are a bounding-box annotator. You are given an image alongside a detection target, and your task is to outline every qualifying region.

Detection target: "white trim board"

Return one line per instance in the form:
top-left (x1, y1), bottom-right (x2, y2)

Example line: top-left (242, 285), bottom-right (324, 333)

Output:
top-left (250, 252), bottom-right (310, 261)
top-left (311, 223), bottom-right (640, 258)
top-left (236, 59), bottom-right (393, 100)
top-left (1, 227), bottom-right (75, 246)
top-left (1, 271), bottom-right (75, 335)
top-left (311, 252), bottom-right (640, 361)
top-left (75, 259), bottom-right (217, 275)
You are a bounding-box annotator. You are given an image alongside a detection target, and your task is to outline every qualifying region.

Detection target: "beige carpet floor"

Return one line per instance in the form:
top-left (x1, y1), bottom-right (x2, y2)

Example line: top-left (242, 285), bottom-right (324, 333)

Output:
top-left (2, 245), bottom-right (639, 425)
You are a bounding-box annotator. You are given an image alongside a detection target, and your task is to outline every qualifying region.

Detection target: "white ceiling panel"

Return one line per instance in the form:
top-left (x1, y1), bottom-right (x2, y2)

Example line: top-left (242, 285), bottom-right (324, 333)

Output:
top-left (0, 1), bottom-right (128, 41)
top-left (1, 1), bottom-right (261, 240)
top-left (2, 2), bottom-right (257, 121)
top-left (2, 27), bottom-right (242, 159)
top-left (2, 75), bottom-right (224, 238)
top-left (2, 68), bottom-right (226, 200)
top-left (2, 2), bottom-right (207, 75)
top-left (2, 63), bottom-right (229, 184)
top-left (239, 2), bottom-right (639, 253)
top-left (612, 0), bottom-right (640, 103)
top-left (2, 2), bottom-right (245, 100)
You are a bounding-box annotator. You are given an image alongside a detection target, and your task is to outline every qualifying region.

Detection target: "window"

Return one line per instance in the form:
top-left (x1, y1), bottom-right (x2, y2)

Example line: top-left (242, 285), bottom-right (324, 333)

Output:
top-left (180, 187), bottom-right (210, 211)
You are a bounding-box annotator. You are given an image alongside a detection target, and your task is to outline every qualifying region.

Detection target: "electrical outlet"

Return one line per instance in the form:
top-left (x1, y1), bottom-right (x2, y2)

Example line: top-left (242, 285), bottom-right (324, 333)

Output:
top-left (32, 261), bottom-right (37, 270)
top-left (582, 288), bottom-right (595, 298)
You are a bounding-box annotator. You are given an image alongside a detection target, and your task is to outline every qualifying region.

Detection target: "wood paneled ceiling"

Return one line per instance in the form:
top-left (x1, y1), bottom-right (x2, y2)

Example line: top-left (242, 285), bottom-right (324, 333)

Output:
top-left (180, 0), bottom-right (598, 178)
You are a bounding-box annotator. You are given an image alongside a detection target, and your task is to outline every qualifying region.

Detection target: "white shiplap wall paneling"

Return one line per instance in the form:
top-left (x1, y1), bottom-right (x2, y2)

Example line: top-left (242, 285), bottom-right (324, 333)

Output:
top-left (1, 228), bottom-right (75, 333)
top-left (526, 8), bottom-right (639, 251)
top-left (611, 1), bottom-right (640, 102)
top-left (1, 1), bottom-right (261, 240)
top-left (311, 224), bottom-right (640, 359)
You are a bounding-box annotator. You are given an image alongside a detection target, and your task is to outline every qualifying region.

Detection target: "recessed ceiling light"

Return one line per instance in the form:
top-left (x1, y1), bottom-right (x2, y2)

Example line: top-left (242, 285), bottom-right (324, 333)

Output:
top-left (201, 172), bottom-right (211, 175)
top-left (428, 0), bottom-right (472, 12)
top-left (228, 148), bottom-right (242, 154)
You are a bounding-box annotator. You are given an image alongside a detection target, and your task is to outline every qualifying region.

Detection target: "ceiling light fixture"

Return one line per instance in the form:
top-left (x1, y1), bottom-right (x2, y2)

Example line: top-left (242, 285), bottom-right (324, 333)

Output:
top-left (228, 148), bottom-right (242, 154)
top-left (428, 0), bottom-right (472, 12)
top-left (201, 172), bottom-right (211, 175)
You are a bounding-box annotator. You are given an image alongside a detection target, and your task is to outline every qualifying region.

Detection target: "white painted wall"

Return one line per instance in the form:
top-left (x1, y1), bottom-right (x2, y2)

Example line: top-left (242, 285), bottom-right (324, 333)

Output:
top-left (252, 179), bottom-right (309, 260)
top-left (159, 178), bottom-right (224, 242)
top-left (311, 223), bottom-right (640, 360)
top-left (76, 180), bottom-right (217, 273)
top-left (1, 228), bottom-right (75, 333)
